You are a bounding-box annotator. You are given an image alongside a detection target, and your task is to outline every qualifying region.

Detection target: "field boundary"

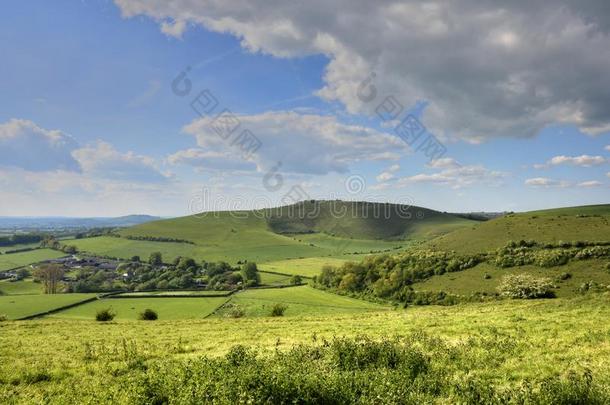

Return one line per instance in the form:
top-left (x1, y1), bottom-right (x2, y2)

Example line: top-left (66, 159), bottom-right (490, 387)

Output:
top-left (258, 269), bottom-right (313, 279)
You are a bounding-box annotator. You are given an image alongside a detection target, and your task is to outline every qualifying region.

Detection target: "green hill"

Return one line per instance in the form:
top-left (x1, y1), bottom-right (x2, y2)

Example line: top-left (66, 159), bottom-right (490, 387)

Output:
top-left (70, 201), bottom-right (475, 264)
top-left (425, 204), bottom-right (610, 254)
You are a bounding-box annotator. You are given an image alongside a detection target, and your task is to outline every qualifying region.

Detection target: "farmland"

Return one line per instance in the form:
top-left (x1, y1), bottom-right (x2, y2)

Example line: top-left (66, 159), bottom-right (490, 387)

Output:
top-left (0, 293), bottom-right (95, 320)
top-left (48, 297), bottom-right (229, 320)
top-left (0, 249), bottom-right (65, 271)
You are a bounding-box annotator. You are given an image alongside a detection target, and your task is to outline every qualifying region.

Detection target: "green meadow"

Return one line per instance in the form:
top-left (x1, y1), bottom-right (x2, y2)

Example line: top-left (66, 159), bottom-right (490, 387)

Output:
top-left (0, 293), bottom-right (95, 320)
top-left (0, 249), bottom-right (65, 271)
top-left (48, 297), bottom-right (229, 320)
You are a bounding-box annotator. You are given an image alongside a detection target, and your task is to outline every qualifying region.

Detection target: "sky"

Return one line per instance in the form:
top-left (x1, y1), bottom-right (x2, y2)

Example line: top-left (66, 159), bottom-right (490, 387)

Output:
top-left (0, 0), bottom-right (609, 217)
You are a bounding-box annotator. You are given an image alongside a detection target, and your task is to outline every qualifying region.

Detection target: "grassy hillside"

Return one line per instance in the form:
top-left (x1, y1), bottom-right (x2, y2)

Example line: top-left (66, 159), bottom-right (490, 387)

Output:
top-left (0, 293), bottom-right (96, 320)
top-left (2, 295), bottom-right (610, 402)
top-left (69, 201), bottom-right (474, 265)
top-left (426, 204), bottom-right (610, 254)
top-left (267, 200), bottom-right (474, 239)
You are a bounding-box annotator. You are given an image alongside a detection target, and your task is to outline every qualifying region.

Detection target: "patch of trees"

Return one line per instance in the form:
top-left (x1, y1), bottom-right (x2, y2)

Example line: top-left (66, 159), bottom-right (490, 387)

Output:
top-left (314, 251), bottom-right (484, 304)
top-left (40, 237), bottom-right (78, 254)
top-left (497, 274), bottom-right (555, 299)
top-left (0, 233), bottom-right (44, 247)
top-left (494, 241), bottom-right (610, 268)
top-left (125, 235), bottom-right (195, 244)
top-left (33, 264), bottom-right (65, 294)
top-left (67, 255), bottom-right (261, 293)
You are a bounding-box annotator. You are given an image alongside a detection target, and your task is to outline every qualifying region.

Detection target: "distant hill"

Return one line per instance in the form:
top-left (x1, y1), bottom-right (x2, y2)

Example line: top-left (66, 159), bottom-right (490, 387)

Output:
top-left (0, 215), bottom-right (161, 231)
top-left (425, 204), bottom-right (610, 254)
top-left (266, 200), bottom-right (474, 240)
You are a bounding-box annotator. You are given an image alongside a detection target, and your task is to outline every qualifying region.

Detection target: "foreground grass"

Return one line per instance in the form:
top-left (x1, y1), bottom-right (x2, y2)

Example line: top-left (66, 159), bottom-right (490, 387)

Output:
top-left (0, 249), bottom-right (65, 271)
top-left (0, 293), bottom-right (95, 319)
top-left (1, 294), bottom-right (610, 403)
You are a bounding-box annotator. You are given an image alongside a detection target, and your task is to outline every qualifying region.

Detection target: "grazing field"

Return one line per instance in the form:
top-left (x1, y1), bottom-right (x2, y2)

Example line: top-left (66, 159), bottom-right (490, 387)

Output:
top-left (0, 279), bottom-right (43, 295)
top-left (0, 243), bottom-right (40, 253)
top-left (0, 293), bottom-right (95, 320)
top-left (413, 258), bottom-right (610, 298)
top-left (426, 204), bottom-right (610, 254)
top-left (1, 295), bottom-right (610, 402)
top-left (215, 286), bottom-right (387, 317)
top-left (258, 271), bottom-right (294, 286)
top-left (259, 257), bottom-right (353, 277)
top-left (48, 297), bottom-right (230, 320)
top-left (0, 249), bottom-right (65, 271)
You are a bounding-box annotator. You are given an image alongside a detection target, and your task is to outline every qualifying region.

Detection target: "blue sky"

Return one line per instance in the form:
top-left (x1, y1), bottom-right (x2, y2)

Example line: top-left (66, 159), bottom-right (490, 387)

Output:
top-left (0, 0), bottom-right (608, 216)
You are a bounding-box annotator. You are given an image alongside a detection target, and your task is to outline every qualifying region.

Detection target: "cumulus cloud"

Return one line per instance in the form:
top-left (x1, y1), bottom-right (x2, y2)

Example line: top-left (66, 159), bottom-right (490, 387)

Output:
top-left (73, 141), bottom-right (170, 183)
top-left (400, 164), bottom-right (505, 189)
top-left (115, 0), bottom-right (610, 141)
top-left (524, 177), bottom-right (604, 188)
top-left (375, 164), bottom-right (400, 182)
top-left (179, 111), bottom-right (406, 174)
top-left (0, 119), bottom-right (80, 172)
top-left (535, 154), bottom-right (608, 168)
top-left (167, 148), bottom-right (256, 171)
top-left (605, 145), bottom-right (610, 152)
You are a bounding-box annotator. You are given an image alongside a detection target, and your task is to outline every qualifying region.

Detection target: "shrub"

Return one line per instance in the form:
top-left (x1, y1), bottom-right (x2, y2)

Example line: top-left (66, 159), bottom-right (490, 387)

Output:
top-left (559, 272), bottom-right (572, 280)
top-left (226, 304), bottom-right (245, 318)
top-left (497, 274), bottom-right (555, 299)
top-left (484, 273), bottom-right (492, 279)
top-left (270, 303), bottom-right (288, 317)
top-left (138, 309), bottom-right (158, 321)
top-left (95, 308), bottom-right (116, 322)
top-left (290, 274), bottom-right (303, 285)
top-left (0, 314), bottom-right (8, 322)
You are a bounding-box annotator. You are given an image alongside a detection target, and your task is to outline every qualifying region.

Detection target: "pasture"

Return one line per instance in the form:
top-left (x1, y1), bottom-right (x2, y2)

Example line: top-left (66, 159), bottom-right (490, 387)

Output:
top-left (47, 296), bottom-right (230, 320)
top-left (0, 293), bottom-right (96, 320)
top-left (215, 286), bottom-right (387, 317)
top-left (0, 279), bottom-right (42, 295)
top-left (0, 249), bottom-right (65, 271)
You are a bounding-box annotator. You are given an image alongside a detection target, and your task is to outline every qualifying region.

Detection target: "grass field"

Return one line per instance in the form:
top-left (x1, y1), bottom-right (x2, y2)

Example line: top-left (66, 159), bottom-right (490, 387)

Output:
top-left (413, 258), bottom-right (610, 297)
top-left (259, 257), bottom-right (353, 277)
top-left (0, 293), bottom-right (95, 320)
top-left (0, 243), bottom-right (40, 253)
top-left (215, 286), bottom-right (387, 317)
top-left (0, 278), bottom-right (43, 295)
top-left (0, 249), bottom-right (65, 271)
top-left (426, 204), bottom-right (610, 254)
top-left (258, 271), bottom-right (294, 286)
top-left (1, 295), bottom-right (610, 402)
top-left (48, 297), bottom-right (229, 320)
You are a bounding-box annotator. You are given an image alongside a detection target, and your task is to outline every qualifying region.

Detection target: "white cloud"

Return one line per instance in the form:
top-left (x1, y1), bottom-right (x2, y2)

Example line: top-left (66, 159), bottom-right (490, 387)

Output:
top-left (115, 0), bottom-right (610, 141)
top-left (167, 148), bottom-right (255, 171)
top-left (605, 145), bottom-right (610, 152)
top-left (375, 164), bottom-right (400, 182)
top-left (577, 180), bottom-right (603, 188)
top-left (73, 141), bottom-right (170, 183)
top-left (525, 177), bottom-right (571, 188)
top-left (549, 155), bottom-right (606, 167)
top-left (180, 111), bottom-right (406, 175)
top-left (0, 119), bottom-right (80, 172)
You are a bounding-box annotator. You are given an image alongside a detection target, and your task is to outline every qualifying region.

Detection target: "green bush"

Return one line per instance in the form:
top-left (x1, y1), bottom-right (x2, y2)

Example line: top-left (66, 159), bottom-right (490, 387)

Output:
top-left (0, 314), bottom-right (8, 322)
top-left (95, 308), bottom-right (116, 322)
top-left (270, 303), bottom-right (288, 317)
top-left (290, 274), bottom-right (303, 285)
top-left (138, 309), bottom-right (158, 321)
top-left (497, 274), bottom-right (555, 299)
top-left (226, 304), bottom-right (245, 318)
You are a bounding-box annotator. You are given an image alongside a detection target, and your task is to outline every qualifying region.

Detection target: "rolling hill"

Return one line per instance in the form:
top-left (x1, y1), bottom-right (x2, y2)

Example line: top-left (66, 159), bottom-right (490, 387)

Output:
top-left (425, 204), bottom-right (610, 254)
top-left (70, 201), bottom-right (476, 264)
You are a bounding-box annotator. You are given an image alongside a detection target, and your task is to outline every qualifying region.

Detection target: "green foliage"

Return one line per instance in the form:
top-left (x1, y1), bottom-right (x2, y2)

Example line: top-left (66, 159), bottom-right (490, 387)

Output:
top-left (0, 314), bottom-right (7, 322)
top-left (289, 274), bottom-right (303, 285)
top-left (269, 303), bottom-right (288, 317)
top-left (240, 262), bottom-right (260, 286)
top-left (497, 274), bottom-right (555, 299)
top-left (225, 303), bottom-right (245, 318)
top-left (148, 251), bottom-right (163, 266)
top-left (95, 308), bottom-right (115, 322)
top-left (138, 308), bottom-right (158, 321)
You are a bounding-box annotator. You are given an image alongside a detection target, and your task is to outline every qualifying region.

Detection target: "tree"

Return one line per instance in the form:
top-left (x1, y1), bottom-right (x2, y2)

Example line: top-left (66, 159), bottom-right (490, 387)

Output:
top-left (241, 262), bottom-right (260, 286)
top-left (149, 252), bottom-right (163, 266)
top-left (177, 257), bottom-right (197, 271)
top-left (131, 255), bottom-right (141, 263)
top-left (33, 264), bottom-right (65, 294)
top-left (290, 275), bottom-right (303, 285)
